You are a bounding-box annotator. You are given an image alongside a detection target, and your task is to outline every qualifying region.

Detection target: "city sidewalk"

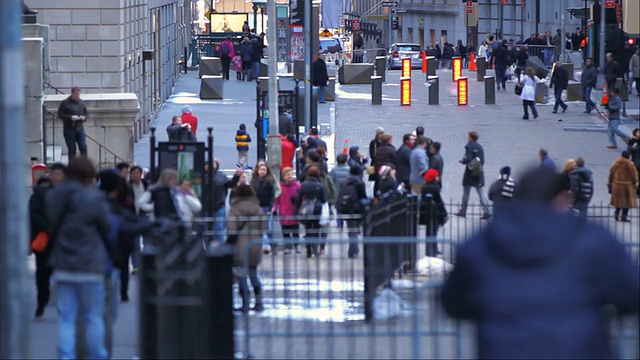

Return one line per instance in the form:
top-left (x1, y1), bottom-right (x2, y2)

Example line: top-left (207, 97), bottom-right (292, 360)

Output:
top-left (335, 67), bottom-right (638, 206)
top-left (134, 71), bottom-right (336, 174)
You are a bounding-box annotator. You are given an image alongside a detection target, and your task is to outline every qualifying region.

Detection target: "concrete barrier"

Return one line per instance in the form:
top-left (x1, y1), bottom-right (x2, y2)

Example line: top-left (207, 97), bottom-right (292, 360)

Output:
top-left (476, 57), bottom-right (486, 81)
top-left (199, 57), bottom-right (222, 77)
top-left (258, 77), bottom-right (280, 94)
top-left (426, 57), bottom-right (436, 76)
top-left (427, 76), bottom-right (439, 105)
top-left (200, 75), bottom-right (224, 99)
top-left (484, 76), bottom-right (495, 104)
top-left (566, 81), bottom-right (583, 101)
top-left (535, 82), bottom-right (549, 104)
top-left (371, 76), bottom-right (382, 105)
top-left (326, 77), bottom-right (336, 101)
top-left (338, 63), bottom-right (375, 84)
top-left (375, 56), bottom-right (386, 82)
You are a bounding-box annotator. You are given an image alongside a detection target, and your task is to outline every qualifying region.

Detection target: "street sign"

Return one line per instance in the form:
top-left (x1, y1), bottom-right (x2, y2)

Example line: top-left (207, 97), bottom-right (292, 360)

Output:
top-left (466, 2), bottom-right (473, 13)
top-left (353, 19), bottom-right (361, 31)
top-left (605, 0), bottom-right (614, 8)
top-left (381, 1), bottom-right (398, 7)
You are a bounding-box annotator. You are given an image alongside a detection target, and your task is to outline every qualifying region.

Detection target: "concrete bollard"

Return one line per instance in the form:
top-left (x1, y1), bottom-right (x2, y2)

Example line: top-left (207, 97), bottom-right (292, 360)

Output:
top-left (371, 76), bottom-right (382, 105)
top-left (375, 56), bottom-right (386, 82)
top-left (476, 57), bottom-right (486, 81)
top-left (426, 56), bottom-right (436, 76)
top-left (200, 75), bottom-right (224, 99)
top-left (427, 75), bottom-right (439, 105)
top-left (326, 77), bottom-right (336, 101)
top-left (484, 76), bottom-right (496, 104)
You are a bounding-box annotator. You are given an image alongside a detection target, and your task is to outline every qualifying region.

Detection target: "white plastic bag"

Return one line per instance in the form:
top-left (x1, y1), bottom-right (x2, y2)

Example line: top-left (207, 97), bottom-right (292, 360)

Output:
top-left (319, 202), bottom-right (331, 228)
top-left (416, 256), bottom-right (453, 276)
top-left (261, 234), bottom-right (271, 254)
top-left (373, 288), bottom-right (403, 320)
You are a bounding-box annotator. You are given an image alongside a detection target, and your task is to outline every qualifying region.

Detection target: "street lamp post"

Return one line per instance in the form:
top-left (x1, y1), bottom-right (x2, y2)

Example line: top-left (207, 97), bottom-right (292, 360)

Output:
top-left (252, 3), bottom-right (258, 31)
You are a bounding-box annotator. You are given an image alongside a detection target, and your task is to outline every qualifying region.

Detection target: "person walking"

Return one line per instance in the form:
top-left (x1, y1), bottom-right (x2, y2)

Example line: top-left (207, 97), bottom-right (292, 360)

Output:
top-left (628, 128), bottom-right (640, 197)
top-left (29, 175), bottom-right (53, 318)
top-left (568, 157), bottom-right (593, 218)
top-left (57, 86), bottom-right (88, 160)
top-left (442, 166), bottom-right (640, 360)
top-left (251, 163), bottom-right (277, 253)
top-left (329, 154), bottom-right (351, 225)
top-left (368, 127), bottom-right (385, 190)
top-left (297, 166), bottom-right (327, 258)
top-left (419, 169), bottom-right (447, 257)
top-left (513, 46), bottom-right (528, 82)
top-left (519, 67), bottom-right (540, 120)
top-left (491, 40), bottom-right (509, 91)
top-left (550, 61), bottom-right (569, 113)
top-left (608, 151), bottom-right (638, 222)
top-left (274, 167), bottom-right (301, 254)
top-left (235, 123), bottom-right (252, 169)
top-left (487, 166), bottom-right (516, 211)
top-left (604, 52), bottom-right (622, 90)
top-left (46, 157), bottom-right (111, 359)
top-left (337, 165), bottom-right (368, 258)
top-left (539, 148), bottom-right (556, 170)
top-left (220, 35), bottom-right (235, 80)
top-left (250, 34), bottom-right (264, 80)
top-left (280, 134), bottom-right (296, 170)
top-left (605, 88), bottom-right (628, 149)
top-left (209, 161), bottom-right (241, 245)
top-left (180, 105), bottom-right (198, 135)
top-left (312, 53), bottom-right (329, 103)
top-left (240, 37), bottom-right (253, 81)
top-left (395, 133), bottom-right (415, 189)
top-left (353, 32), bottom-right (365, 63)
top-left (128, 165), bottom-right (148, 273)
top-left (441, 43), bottom-right (454, 69)
top-left (373, 133), bottom-right (397, 195)
top-left (454, 131), bottom-right (491, 220)
top-left (630, 48), bottom-right (640, 96)
top-left (428, 142), bottom-right (444, 185)
top-left (229, 184), bottom-right (267, 312)
top-left (409, 136), bottom-right (429, 194)
top-left (581, 57), bottom-right (598, 113)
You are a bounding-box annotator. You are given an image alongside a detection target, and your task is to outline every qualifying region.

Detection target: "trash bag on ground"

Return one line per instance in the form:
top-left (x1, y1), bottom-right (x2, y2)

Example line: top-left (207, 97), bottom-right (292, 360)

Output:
top-left (416, 256), bottom-right (453, 276)
top-left (373, 288), bottom-right (404, 320)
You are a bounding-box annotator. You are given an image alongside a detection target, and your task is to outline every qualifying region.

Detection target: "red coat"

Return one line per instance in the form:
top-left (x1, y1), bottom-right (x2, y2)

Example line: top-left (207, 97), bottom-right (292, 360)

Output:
top-left (181, 112), bottom-right (198, 135)
top-left (281, 136), bottom-right (295, 170)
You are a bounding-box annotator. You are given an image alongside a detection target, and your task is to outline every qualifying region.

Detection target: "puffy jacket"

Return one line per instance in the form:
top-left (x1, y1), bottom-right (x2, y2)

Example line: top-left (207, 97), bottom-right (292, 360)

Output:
top-left (442, 203), bottom-right (639, 359)
top-left (274, 180), bottom-right (301, 226)
top-left (137, 186), bottom-right (180, 220)
top-left (280, 136), bottom-right (295, 170)
top-left (235, 129), bottom-right (252, 151)
top-left (240, 41), bottom-right (253, 62)
top-left (228, 195), bottom-right (266, 267)
top-left (569, 167), bottom-right (594, 206)
top-left (488, 175), bottom-right (516, 209)
top-left (46, 180), bottom-right (111, 275)
top-left (329, 164), bottom-right (350, 195)
top-left (181, 112), bottom-right (198, 135)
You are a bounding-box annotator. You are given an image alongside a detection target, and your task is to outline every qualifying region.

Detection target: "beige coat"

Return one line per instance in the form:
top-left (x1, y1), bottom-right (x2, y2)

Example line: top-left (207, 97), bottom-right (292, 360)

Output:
top-left (228, 195), bottom-right (267, 267)
top-left (609, 157), bottom-right (638, 209)
top-left (630, 53), bottom-right (640, 79)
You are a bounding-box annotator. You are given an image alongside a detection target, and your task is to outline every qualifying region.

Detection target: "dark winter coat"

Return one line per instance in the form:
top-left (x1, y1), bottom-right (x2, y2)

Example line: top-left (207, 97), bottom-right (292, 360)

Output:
top-left (604, 60), bottom-right (621, 85)
top-left (29, 184), bottom-right (50, 246)
top-left (442, 45), bottom-right (454, 60)
top-left (297, 177), bottom-right (327, 221)
top-left (251, 177), bottom-right (276, 209)
top-left (211, 172), bottom-right (240, 213)
top-left (57, 96), bottom-right (88, 129)
top-left (608, 157), bottom-right (638, 209)
top-left (419, 182), bottom-right (447, 232)
top-left (491, 45), bottom-right (509, 67)
top-left (395, 144), bottom-right (413, 183)
top-left (46, 180), bottom-right (111, 275)
top-left (348, 146), bottom-right (368, 176)
top-left (550, 65), bottom-right (569, 90)
top-left (461, 140), bottom-right (485, 187)
top-left (568, 167), bottom-right (594, 207)
top-left (581, 64), bottom-right (598, 87)
top-left (368, 138), bottom-right (382, 181)
top-left (488, 175), bottom-right (515, 209)
top-left (628, 136), bottom-right (640, 171)
top-left (378, 176), bottom-right (399, 195)
top-left (250, 36), bottom-right (263, 62)
top-left (429, 152), bottom-right (444, 180)
top-left (513, 50), bottom-right (528, 68)
top-left (374, 142), bottom-right (397, 172)
top-left (167, 124), bottom-right (196, 142)
top-left (240, 41), bottom-right (253, 62)
top-left (228, 195), bottom-right (266, 267)
top-left (312, 58), bottom-right (329, 87)
top-left (442, 203), bottom-right (640, 359)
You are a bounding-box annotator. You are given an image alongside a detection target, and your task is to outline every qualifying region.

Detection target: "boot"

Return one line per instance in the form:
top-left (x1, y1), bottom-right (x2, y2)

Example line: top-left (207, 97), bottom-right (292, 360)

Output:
top-left (234, 288), bottom-right (248, 312)
top-left (252, 292), bottom-right (264, 312)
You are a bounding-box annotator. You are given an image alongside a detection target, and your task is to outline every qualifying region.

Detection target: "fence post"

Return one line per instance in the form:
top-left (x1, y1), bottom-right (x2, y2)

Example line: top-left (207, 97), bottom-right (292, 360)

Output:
top-left (140, 250), bottom-right (158, 359)
top-left (203, 249), bottom-right (235, 358)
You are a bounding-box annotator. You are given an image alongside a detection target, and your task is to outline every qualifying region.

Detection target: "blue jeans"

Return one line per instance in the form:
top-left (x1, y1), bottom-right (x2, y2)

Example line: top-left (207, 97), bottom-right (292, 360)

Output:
top-left (583, 86), bottom-right (595, 112)
top-left (56, 280), bottom-right (107, 359)
top-left (495, 66), bottom-right (507, 88)
top-left (608, 119), bottom-right (628, 147)
top-left (316, 86), bottom-right (326, 102)
top-left (63, 127), bottom-right (87, 160)
top-left (213, 207), bottom-right (226, 243)
top-left (252, 61), bottom-right (260, 80)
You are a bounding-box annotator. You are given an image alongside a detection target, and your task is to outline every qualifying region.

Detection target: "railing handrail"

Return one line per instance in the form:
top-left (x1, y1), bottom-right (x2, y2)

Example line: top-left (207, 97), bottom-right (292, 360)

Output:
top-left (43, 81), bottom-right (65, 95)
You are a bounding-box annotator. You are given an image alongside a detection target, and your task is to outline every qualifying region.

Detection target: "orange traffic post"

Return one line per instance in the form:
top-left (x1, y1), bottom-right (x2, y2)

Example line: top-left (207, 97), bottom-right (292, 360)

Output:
top-left (600, 83), bottom-right (609, 105)
top-left (457, 77), bottom-right (468, 105)
top-left (469, 52), bottom-right (477, 71)
top-left (402, 58), bottom-right (411, 78)
top-left (400, 77), bottom-right (411, 106)
top-left (421, 51), bottom-right (427, 73)
top-left (343, 138), bottom-right (349, 154)
top-left (452, 57), bottom-right (462, 81)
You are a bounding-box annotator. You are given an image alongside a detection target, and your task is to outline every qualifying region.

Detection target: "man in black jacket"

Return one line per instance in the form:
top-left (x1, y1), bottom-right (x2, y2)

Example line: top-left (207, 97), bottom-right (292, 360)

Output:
top-left (166, 116), bottom-right (196, 142)
top-left (395, 133), bottom-right (415, 189)
top-left (568, 157), bottom-right (593, 218)
top-left (581, 57), bottom-right (598, 113)
top-left (550, 61), bottom-right (569, 113)
top-left (250, 33), bottom-right (264, 80)
top-left (58, 87), bottom-right (88, 160)
top-left (312, 53), bottom-right (329, 103)
top-left (455, 131), bottom-right (490, 220)
top-left (604, 52), bottom-right (622, 90)
top-left (429, 142), bottom-right (444, 185)
top-left (491, 40), bottom-right (509, 91)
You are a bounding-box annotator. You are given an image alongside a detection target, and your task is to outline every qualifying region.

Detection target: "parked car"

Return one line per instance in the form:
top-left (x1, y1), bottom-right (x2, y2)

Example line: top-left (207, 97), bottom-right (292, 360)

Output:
top-left (387, 43), bottom-right (422, 70)
top-left (320, 36), bottom-right (348, 76)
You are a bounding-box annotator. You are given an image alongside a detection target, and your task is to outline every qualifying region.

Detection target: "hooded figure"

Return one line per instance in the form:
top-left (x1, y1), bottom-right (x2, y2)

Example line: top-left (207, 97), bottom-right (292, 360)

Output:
top-left (348, 146), bottom-right (367, 176)
top-left (442, 166), bottom-right (640, 359)
top-left (488, 166), bottom-right (516, 210)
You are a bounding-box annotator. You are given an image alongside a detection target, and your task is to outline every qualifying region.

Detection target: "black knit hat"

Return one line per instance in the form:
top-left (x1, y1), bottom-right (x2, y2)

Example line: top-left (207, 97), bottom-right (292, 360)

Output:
top-left (500, 166), bottom-right (511, 176)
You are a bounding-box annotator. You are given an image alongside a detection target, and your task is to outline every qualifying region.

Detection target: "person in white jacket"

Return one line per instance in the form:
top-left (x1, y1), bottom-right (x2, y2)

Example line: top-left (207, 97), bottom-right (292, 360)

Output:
top-left (176, 179), bottom-right (202, 227)
top-left (477, 41), bottom-right (488, 59)
top-left (519, 67), bottom-right (540, 120)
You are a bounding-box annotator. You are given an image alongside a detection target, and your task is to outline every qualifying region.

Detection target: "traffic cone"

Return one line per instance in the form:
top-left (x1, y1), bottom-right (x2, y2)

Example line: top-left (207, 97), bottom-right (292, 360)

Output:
top-left (469, 52), bottom-right (477, 71)
top-left (600, 83), bottom-right (609, 105)
top-left (421, 51), bottom-right (427, 73)
top-left (343, 138), bottom-right (349, 154)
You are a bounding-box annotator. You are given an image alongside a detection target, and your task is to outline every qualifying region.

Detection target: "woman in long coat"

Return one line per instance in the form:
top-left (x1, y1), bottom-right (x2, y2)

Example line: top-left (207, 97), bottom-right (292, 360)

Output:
top-left (608, 150), bottom-right (638, 222)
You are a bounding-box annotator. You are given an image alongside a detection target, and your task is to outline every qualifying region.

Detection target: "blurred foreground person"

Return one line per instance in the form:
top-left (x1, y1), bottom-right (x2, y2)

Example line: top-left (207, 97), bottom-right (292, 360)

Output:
top-left (442, 166), bottom-right (639, 359)
top-left (46, 158), bottom-right (111, 359)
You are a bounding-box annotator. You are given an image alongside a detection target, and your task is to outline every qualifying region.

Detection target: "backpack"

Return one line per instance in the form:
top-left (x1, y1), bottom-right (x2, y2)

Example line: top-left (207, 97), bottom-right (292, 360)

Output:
top-left (221, 42), bottom-right (230, 57)
top-left (337, 180), bottom-right (361, 214)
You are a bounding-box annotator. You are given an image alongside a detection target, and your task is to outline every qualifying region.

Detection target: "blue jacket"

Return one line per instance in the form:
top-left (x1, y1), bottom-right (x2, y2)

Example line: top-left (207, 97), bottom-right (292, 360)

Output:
top-left (409, 147), bottom-right (428, 185)
top-left (442, 204), bottom-right (639, 359)
top-left (540, 155), bottom-right (556, 171)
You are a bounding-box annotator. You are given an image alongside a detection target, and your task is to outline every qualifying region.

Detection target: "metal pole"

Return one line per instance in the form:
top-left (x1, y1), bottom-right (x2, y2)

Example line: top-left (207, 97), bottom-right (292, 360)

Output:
top-left (599, 0), bottom-right (605, 68)
top-left (268, 0), bottom-right (279, 136)
top-left (304, 0), bottom-right (311, 131)
top-left (388, 10), bottom-right (392, 50)
top-left (498, 2), bottom-right (503, 40)
top-left (0, 1), bottom-right (30, 358)
top-left (560, 0), bottom-right (565, 61)
top-left (253, 4), bottom-right (258, 31)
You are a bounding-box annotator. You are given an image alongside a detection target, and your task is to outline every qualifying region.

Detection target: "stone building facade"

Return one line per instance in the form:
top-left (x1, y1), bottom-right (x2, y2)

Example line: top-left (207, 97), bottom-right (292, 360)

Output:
top-left (30, 0), bottom-right (190, 140)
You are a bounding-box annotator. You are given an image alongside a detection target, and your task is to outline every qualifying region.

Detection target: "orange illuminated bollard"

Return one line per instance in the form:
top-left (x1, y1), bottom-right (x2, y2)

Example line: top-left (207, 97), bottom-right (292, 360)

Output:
top-left (343, 138), bottom-right (349, 154)
top-left (400, 77), bottom-right (411, 106)
top-left (421, 51), bottom-right (427, 73)
top-left (402, 58), bottom-right (411, 78)
top-left (457, 77), bottom-right (468, 105)
top-left (452, 57), bottom-right (463, 81)
top-left (469, 52), bottom-right (477, 71)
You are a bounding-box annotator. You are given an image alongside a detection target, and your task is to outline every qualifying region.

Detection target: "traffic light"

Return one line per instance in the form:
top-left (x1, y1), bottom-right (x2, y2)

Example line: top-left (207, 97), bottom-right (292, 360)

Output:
top-left (391, 17), bottom-right (399, 30)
